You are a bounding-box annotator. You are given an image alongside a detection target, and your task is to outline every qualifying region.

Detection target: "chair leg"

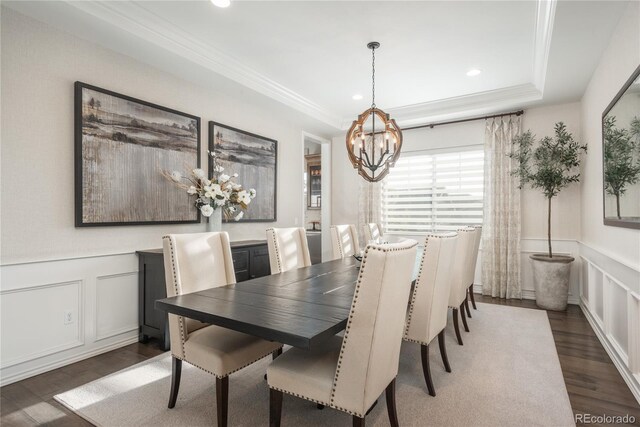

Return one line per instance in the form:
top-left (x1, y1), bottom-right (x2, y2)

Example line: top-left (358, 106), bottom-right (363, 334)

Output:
top-left (469, 284), bottom-right (477, 309)
top-left (353, 415), bottom-right (365, 427)
top-left (269, 388), bottom-right (283, 427)
top-left (216, 376), bottom-right (229, 427)
top-left (420, 344), bottom-right (436, 396)
top-left (168, 357), bottom-right (182, 409)
top-left (452, 308), bottom-right (463, 345)
top-left (460, 303), bottom-right (470, 332)
top-left (385, 378), bottom-right (399, 427)
top-left (464, 297), bottom-right (472, 318)
top-left (437, 330), bottom-right (452, 373)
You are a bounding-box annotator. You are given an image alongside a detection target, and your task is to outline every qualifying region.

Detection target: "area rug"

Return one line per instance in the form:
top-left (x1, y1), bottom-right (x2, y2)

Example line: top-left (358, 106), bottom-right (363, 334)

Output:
top-left (54, 303), bottom-right (575, 426)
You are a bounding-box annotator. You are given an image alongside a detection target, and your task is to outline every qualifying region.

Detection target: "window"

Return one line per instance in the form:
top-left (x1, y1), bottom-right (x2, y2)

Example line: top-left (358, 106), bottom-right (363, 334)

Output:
top-left (382, 148), bottom-right (484, 234)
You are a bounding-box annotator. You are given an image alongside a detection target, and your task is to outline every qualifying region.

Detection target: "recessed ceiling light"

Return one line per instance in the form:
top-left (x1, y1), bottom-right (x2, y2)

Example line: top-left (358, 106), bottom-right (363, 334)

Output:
top-left (466, 69), bottom-right (481, 77)
top-left (352, 94), bottom-right (363, 100)
top-left (211, 0), bottom-right (230, 8)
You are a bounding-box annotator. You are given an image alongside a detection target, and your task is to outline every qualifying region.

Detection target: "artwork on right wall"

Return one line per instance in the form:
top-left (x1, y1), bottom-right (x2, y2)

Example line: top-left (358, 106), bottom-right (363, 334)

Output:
top-left (602, 64), bottom-right (640, 229)
top-left (209, 122), bottom-right (277, 222)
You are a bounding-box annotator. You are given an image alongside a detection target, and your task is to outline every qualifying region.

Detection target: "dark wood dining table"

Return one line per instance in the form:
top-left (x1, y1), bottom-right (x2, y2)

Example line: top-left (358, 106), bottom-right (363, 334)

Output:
top-left (156, 252), bottom-right (421, 350)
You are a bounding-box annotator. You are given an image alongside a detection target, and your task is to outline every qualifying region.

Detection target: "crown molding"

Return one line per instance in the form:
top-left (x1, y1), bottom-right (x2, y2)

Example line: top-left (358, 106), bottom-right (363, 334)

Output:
top-left (532, 0), bottom-right (557, 92)
top-left (340, 83), bottom-right (541, 129)
top-left (59, 0), bottom-right (554, 132)
top-left (63, 1), bottom-right (343, 130)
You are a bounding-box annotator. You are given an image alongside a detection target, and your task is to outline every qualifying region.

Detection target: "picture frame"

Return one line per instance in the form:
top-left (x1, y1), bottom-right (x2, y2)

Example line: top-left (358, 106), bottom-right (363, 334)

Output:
top-left (74, 82), bottom-right (201, 226)
top-left (601, 65), bottom-right (640, 230)
top-left (209, 121), bottom-right (277, 222)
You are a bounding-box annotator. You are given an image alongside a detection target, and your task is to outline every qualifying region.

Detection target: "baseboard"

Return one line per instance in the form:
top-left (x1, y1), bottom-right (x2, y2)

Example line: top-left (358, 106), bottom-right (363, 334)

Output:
top-left (580, 300), bottom-right (640, 404)
top-left (0, 335), bottom-right (139, 387)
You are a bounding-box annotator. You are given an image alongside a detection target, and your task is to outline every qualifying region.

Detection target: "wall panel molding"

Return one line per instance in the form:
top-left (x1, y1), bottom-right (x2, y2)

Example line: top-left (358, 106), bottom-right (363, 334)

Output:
top-left (1, 280), bottom-right (84, 368)
top-left (94, 271), bottom-right (139, 342)
top-left (579, 242), bottom-right (640, 404)
top-left (0, 253), bottom-right (141, 386)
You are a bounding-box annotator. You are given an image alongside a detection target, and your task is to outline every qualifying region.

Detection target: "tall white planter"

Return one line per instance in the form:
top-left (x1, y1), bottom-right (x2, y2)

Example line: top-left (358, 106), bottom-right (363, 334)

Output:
top-left (530, 254), bottom-right (574, 311)
top-left (206, 209), bottom-right (222, 233)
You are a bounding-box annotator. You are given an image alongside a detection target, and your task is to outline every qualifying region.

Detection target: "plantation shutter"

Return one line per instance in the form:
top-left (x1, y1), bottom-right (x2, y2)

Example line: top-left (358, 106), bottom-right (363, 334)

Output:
top-left (382, 148), bottom-right (484, 234)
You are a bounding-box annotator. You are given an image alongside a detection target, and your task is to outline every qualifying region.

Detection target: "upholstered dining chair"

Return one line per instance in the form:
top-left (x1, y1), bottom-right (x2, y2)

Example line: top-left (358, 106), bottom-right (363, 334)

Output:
top-left (362, 222), bottom-right (383, 243)
top-left (162, 232), bottom-right (283, 427)
top-left (266, 227), bottom-right (312, 274)
top-left (466, 226), bottom-right (482, 312)
top-left (448, 227), bottom-right (476, 345)
top-left (267, 240), bottom-right (418, 427)
top-left (404, 232), bottom-right (458, 396)
top-left (330, 224), bottom-right (360, 259)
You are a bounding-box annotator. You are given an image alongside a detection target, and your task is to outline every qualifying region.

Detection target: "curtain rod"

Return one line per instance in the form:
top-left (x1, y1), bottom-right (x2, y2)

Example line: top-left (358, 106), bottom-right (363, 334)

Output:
top-left (402, 110), bottom-right (524, 131)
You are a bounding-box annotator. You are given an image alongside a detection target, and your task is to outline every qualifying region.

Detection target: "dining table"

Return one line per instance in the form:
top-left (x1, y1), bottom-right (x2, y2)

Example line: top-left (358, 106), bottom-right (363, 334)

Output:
top-left (156, 249), bottom-right (421, 350)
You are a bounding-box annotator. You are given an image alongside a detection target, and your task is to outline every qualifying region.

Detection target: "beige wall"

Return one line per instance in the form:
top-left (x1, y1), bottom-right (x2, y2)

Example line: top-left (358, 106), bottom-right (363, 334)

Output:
top-left (580, 1), bottom-right (640, 268)
top-left (1, 9), bottom-right (330, 264)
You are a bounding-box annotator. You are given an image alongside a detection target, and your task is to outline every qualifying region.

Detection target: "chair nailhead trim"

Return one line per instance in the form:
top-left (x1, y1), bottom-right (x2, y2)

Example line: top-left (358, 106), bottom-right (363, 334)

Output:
top-left (163, 235), bottom-right (187, 357)
top-left (268, 385), bottom-right (330, 407)
top-left (177, 345), bottom-right (282, 379)
top-left (267, 228), bottom-right (283, 274)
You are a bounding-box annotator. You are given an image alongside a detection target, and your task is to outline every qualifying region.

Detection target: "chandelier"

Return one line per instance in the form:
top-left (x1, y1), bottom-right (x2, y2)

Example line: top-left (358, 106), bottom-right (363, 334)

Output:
top-left (346, 42), bottom-right (403, 182)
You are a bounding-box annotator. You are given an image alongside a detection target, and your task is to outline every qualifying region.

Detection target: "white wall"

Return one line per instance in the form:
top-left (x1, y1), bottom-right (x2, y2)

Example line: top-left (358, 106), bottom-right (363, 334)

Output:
top-left (0, 9), bottom-right (330, 384)
top-left (577, 1), bottom-right (640, 403)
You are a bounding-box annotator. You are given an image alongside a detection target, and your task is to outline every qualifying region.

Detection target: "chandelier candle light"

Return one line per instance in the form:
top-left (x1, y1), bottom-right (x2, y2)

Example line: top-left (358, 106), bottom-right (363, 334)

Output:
top-left (346, 42), bottom-right (403, 182)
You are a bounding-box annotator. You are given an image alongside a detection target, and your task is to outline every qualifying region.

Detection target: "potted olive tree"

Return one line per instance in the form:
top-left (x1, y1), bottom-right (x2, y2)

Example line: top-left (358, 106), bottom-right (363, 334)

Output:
top-left (510, 122), bottom-right (587, 311)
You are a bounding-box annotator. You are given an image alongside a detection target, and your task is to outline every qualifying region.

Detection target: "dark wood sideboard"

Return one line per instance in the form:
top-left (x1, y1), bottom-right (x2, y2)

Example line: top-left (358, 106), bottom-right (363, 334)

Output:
top-left (136, 240), bottom-right (270, 350)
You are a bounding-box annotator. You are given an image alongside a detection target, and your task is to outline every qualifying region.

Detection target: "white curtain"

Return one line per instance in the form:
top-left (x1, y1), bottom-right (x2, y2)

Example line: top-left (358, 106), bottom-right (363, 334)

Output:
top-left (481, 116), bottom-right (522, 299)
top-left (358, 180), bottom-right (382, 245)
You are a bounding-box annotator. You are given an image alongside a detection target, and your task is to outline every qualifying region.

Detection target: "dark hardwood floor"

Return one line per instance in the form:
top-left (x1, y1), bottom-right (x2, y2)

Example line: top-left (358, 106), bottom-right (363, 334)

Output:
top-left (1, 296), bottom-right (638, 426)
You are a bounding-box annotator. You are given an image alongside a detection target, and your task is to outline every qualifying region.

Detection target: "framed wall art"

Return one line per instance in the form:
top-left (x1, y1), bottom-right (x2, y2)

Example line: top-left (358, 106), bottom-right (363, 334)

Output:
top-left (75, 82), bottom-right (201, 226)
top-left (209, 122), bottom-right (277, 222)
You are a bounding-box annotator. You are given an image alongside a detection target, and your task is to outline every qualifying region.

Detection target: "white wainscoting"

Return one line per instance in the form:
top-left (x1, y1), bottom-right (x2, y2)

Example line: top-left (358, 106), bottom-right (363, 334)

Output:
top-left (578, 241), bottom-right (640, 404)
top-left (0, 253), bottom-right (140, 386)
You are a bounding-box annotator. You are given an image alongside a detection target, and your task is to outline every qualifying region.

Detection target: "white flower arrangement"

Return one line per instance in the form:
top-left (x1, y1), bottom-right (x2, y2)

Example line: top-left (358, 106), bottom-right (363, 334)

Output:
top-left (163, 152), bottom-right (256, 221)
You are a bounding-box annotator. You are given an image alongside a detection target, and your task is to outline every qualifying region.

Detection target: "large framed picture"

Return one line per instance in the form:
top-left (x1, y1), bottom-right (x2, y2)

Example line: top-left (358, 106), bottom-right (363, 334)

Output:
top-left (209, 122), bottom-right (277, 222)
top-left (75, 82), bottom-right (201, 226)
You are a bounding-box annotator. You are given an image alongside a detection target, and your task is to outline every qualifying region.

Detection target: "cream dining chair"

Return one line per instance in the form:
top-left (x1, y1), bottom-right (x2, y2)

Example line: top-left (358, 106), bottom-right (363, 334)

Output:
top-left (404, 232), bottom-right (458, 396)
top-left (362, 222), bottom-right (383, 243)
top-left (162, 232), bottom-right (282, 427)
top-left (467, 226), bottom-right (482, 312)
top-left (448, 227), bottom-right (476, 345)
top-left (267, 240), bottom-right (418, 427)
top-left (266, 227), bottom-right (312, 274)
top-left (330, 224), bottom-right (360, 259)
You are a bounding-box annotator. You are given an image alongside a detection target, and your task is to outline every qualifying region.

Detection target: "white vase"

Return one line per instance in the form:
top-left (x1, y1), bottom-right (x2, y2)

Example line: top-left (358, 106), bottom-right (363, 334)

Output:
top-left (206, 208), bottom-right (222, 233)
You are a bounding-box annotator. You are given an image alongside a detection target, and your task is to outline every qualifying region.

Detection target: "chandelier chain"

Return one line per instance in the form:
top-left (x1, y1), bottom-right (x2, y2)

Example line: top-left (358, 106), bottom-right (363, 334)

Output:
top-left (371, 46), bottom-right (376, 109)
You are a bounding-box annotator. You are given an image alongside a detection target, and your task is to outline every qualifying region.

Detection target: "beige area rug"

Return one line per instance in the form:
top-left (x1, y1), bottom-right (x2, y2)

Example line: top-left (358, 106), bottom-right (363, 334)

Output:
top-left (54, 303), bottom-right (575, 426)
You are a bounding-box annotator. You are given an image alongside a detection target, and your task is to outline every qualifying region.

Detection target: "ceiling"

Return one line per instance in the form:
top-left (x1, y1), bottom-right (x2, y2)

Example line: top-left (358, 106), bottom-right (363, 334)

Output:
top-left (4, 0), bottom-right (629, 133)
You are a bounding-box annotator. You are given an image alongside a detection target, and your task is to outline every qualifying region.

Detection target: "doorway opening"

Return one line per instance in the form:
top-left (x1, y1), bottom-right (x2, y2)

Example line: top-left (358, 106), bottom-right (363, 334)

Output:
top-left (302, 132), bottom-right (331, 263)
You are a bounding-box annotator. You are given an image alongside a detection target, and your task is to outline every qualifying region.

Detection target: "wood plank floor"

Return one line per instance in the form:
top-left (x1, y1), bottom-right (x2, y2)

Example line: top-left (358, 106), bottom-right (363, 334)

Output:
top-left (1, 296), bottom-right (638, 426)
